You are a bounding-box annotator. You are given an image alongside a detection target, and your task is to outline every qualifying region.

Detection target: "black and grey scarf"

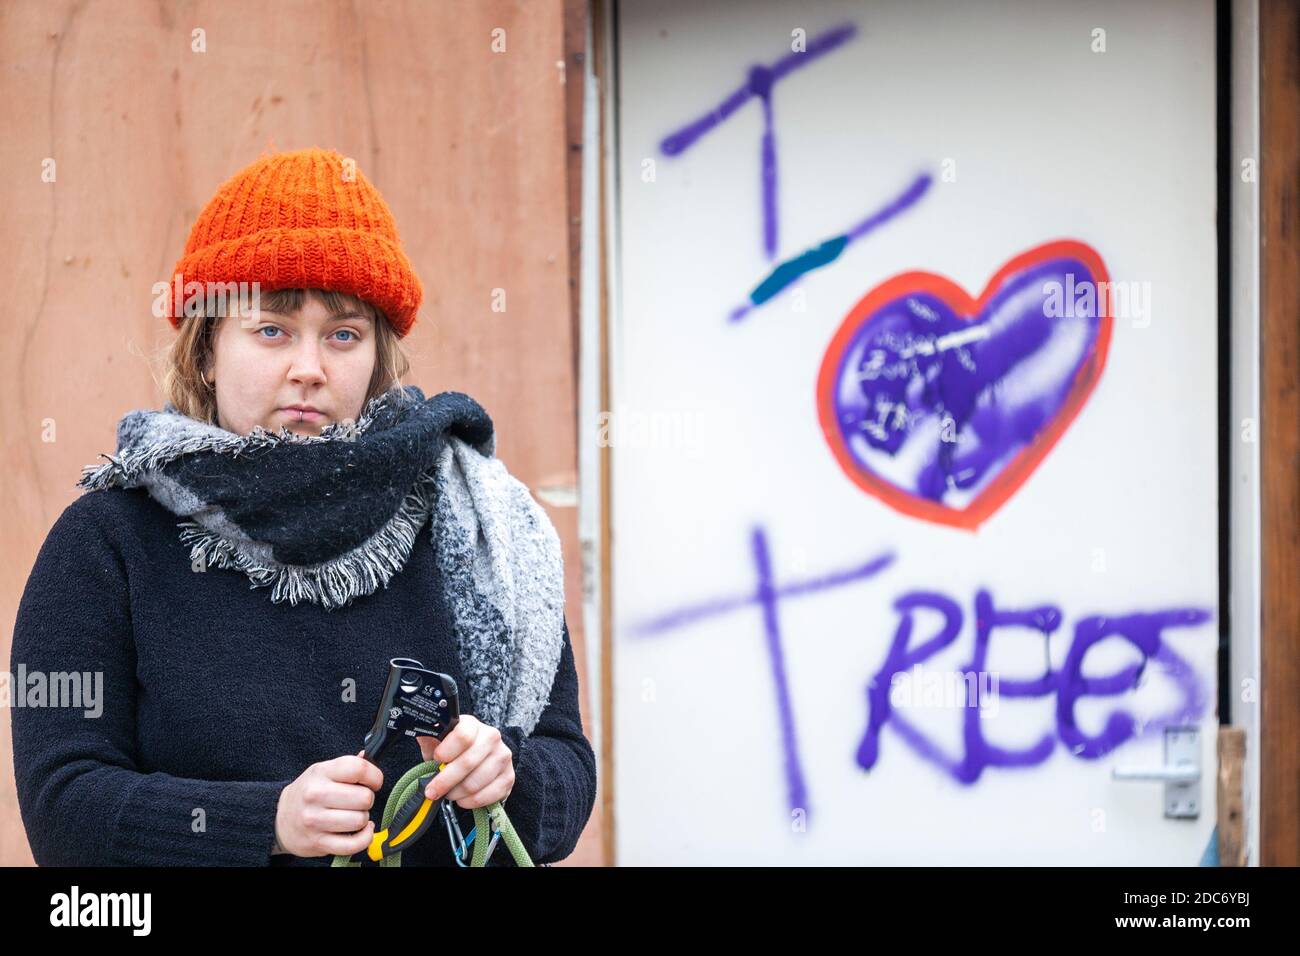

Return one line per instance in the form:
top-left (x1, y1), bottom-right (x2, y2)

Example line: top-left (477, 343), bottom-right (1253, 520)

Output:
top-left (76, 385), bottom-right (566, 738)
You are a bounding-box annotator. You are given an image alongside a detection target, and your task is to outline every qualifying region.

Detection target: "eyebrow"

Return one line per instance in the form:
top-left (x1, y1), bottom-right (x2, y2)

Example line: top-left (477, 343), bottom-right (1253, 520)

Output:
top-left (256, 309), bottom-right (372, 323)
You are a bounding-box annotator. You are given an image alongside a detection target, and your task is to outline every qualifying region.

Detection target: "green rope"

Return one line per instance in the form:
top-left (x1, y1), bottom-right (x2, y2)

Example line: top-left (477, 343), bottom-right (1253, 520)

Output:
top-left (331, 759), bottom-right (533, 868)
top-left (470, 794), bottom-right (533, 868)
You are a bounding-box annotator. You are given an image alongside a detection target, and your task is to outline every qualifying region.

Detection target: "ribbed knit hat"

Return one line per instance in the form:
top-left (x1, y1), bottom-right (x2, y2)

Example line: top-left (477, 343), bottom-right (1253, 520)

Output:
top-left (167, 147), bottom-right (423, 336)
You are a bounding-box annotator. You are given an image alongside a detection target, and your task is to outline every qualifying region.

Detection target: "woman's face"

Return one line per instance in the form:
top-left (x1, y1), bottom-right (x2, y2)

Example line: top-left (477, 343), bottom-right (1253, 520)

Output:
top-left (207, 292), bottom-right (377, 436)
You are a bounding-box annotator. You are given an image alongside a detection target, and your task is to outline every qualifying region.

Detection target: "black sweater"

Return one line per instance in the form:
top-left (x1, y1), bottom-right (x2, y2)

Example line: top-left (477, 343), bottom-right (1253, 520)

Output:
top-left (10, 485), bottom-right (597, 866)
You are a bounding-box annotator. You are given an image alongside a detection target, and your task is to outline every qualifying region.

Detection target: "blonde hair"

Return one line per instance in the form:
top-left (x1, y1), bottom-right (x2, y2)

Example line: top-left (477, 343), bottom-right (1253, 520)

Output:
top-left (161, 288), bottom-right (411, 426)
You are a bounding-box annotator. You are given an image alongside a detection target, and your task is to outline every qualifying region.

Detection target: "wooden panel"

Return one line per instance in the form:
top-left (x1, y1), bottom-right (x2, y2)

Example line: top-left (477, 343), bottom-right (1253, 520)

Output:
top-left (0, 0), bottom-right (601, 866)
top-left (1217, 726), bottom-right (1246, 867)
top-left (1259, 0), bottom-right (1300, 869)
top-left (593, 0), bottom-right (618, 869)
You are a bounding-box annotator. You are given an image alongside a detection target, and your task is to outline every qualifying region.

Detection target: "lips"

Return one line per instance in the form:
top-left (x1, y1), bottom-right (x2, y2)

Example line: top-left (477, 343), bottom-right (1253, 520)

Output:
top-left (281, 406), bottom-right (326, 422)
top-left (816, 240), bottom-right (1112, 530)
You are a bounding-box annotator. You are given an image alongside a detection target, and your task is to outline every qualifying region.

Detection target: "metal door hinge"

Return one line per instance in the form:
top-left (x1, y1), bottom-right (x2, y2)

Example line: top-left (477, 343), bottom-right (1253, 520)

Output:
top-left (1110, 725), bottom-right (1201, 819)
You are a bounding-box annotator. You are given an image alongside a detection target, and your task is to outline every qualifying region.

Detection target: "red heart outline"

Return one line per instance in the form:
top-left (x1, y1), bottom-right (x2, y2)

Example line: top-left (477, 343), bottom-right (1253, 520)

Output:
top-left (816, 239), bottom-right (1114, 531)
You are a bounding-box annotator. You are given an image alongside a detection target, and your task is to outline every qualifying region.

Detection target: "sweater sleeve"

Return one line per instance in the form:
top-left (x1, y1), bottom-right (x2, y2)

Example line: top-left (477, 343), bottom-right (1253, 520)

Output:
top-left (490, 616), bottom-right (597, 865)
top-left (9, 495), bottom-right (293, 867)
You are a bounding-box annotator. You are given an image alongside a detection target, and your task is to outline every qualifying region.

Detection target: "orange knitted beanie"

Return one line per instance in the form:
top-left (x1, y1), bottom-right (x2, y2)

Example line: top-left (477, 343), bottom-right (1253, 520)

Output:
top-left (167, 147), bottom-right (423, 336)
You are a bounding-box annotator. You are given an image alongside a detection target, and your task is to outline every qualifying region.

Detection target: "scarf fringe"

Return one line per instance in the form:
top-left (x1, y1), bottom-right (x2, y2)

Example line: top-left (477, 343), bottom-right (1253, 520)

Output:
top-left (175, 470), bottom-right (440, 611)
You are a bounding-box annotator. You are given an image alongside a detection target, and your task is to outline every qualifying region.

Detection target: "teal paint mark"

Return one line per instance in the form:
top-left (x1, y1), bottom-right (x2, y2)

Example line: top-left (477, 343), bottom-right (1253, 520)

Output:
top-left (747, 235), bottom-right (848, 307)
top-left (727, 172), bottom-right (932, 323)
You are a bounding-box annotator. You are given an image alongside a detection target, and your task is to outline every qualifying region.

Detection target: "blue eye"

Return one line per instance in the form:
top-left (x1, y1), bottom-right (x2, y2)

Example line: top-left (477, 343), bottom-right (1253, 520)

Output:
top-left (334, 329), bottom-right (357, 343)
top-left (258, 326), bottom-right (281, 339)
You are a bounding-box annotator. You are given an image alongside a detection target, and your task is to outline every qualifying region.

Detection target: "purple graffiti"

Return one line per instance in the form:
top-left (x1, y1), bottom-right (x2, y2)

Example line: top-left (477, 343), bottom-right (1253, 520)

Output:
top-left (660, 22), bottom-right (858, 259)
top-left (627, 527), bottom-right (1214, 828)
top-left (858, 589), bottom-right (1211, 784)
top-left (657, 21), bottom-right (932, 320)
top-left (629, 526), bottom-right (897, 827)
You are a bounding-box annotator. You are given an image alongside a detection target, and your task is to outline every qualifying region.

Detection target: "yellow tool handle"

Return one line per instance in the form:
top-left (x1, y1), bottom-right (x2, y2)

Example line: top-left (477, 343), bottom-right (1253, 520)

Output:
top-left (364, 764), bottom-right (444, 862)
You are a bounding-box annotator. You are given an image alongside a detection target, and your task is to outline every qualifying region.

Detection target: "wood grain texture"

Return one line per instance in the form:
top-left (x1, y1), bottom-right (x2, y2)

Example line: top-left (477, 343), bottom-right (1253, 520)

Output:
top-left (1217, 726), bottom-right (1246, 866)
top-left (1259, 0), bottom-right (1300, 869)
top-left (0, 0), bottom-right (600, 866)
top-left (592, 0), bottom-right (617, 870)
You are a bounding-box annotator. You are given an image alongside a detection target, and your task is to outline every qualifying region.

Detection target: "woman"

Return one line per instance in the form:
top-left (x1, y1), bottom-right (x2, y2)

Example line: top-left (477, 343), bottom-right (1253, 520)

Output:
top-left (9, 147), bottom-right (597, 867)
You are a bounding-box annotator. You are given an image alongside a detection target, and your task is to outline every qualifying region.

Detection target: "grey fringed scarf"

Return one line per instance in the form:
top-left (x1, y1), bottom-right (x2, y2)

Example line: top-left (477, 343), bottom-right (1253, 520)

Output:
top-left (75, 385), bottom-right (565, 738)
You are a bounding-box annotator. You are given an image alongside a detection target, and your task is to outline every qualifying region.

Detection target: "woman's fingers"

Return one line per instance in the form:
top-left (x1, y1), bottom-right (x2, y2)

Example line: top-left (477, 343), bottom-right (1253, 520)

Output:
top-left (451, 776), bottom-right (514, 810)
top-left (429, 727), bottom-right (509, 802)
top-left (442, 748), bottom-right (512, 803)
top-left (319, 821), bottom-right (375, 857)
top-left (315, 781), bottom-right (377, 812)
top-left (326, 753), bottom-right (383, 791)
top-left (425, 737), bottom-right (485, 799)
top-left (429, 715), bottom-right (480, 763)
top-left (310, 807), bottom-right (373, 834)
top-left (416, 735), bottom-right (438, 761)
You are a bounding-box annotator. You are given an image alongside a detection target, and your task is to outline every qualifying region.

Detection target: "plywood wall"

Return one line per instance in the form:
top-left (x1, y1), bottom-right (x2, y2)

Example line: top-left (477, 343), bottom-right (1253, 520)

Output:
top-left (0, 0), bottom-right (601, 866)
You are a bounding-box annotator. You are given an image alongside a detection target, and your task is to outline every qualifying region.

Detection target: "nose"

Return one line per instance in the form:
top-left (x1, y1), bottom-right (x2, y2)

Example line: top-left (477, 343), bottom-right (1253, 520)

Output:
top-left (286, 336), bottom-right (327, 388)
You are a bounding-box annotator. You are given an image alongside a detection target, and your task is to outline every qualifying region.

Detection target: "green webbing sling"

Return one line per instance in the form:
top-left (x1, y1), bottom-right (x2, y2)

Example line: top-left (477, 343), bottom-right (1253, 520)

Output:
top-left (331, 759), bottom-right (534, 868)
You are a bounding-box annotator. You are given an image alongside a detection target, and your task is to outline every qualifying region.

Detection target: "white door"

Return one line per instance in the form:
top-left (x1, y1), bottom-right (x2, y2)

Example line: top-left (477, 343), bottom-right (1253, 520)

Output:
top-left (611, 0), bottom-right (1219, 864)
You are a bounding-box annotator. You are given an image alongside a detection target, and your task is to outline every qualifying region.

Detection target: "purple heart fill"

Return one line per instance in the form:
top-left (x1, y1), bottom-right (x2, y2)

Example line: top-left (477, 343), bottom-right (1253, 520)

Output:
top-left (823, 250), bottom-right (1109, 519)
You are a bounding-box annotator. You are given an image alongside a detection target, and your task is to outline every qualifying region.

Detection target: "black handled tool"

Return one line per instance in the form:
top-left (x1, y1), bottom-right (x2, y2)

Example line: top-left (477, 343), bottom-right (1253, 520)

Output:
top-left (354, 658), bottom-right (460, 862)
top-left (362, 658), bottom-right (459, 763)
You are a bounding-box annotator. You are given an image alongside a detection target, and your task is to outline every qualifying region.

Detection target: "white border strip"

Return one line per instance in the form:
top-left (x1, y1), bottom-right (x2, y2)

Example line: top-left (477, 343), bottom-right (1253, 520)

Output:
top-left (578, 0), bottom-right (621, 814)
top-left (1229, 0), bottom-right (1261, 868)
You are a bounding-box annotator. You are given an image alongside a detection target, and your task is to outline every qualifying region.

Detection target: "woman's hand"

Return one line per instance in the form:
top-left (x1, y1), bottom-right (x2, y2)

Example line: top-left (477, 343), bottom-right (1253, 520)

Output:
top-left (416, 715), bottom-right (515, 809)
top-left (274, 750), bottom-right (383, 858)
